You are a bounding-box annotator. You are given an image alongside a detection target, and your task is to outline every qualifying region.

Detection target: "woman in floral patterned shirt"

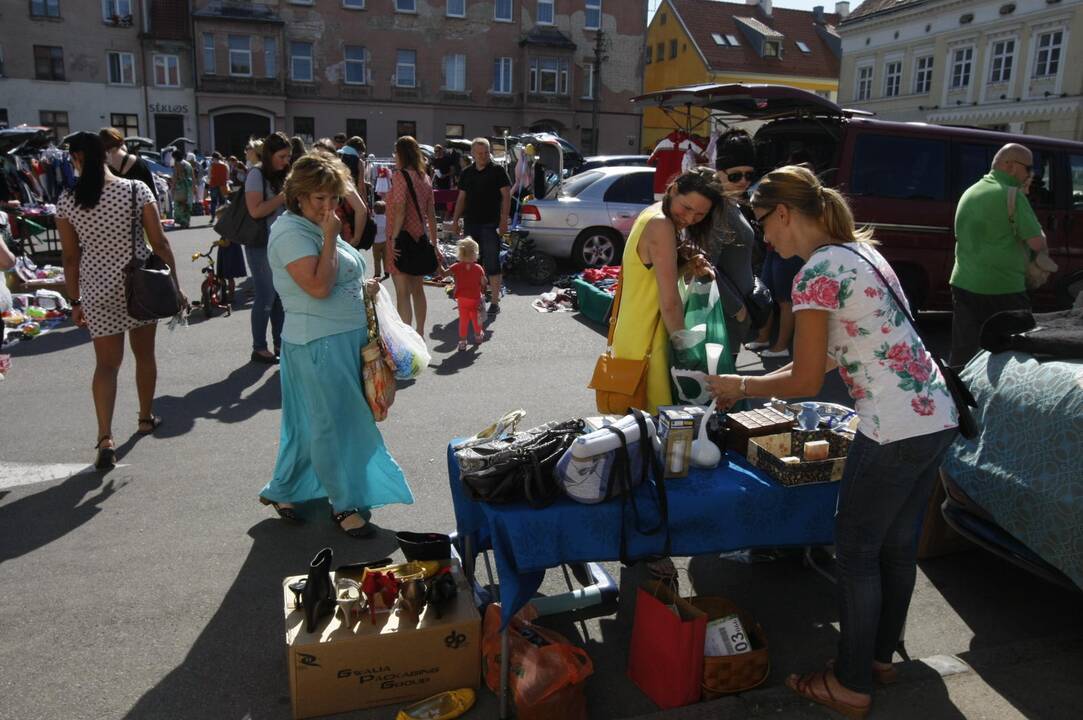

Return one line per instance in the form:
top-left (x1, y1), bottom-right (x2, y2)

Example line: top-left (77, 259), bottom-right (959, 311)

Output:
top-left (707, 166), bottom-right (958, 719)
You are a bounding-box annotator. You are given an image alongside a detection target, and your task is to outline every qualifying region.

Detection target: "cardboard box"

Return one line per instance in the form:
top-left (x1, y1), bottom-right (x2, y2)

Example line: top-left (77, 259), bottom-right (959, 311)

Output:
top-left (657, 408), bottom-right (694, 478)
top-left (284, 560), bottom-right (480, 720)
top-left (656, 405), bottom-right (707, 435)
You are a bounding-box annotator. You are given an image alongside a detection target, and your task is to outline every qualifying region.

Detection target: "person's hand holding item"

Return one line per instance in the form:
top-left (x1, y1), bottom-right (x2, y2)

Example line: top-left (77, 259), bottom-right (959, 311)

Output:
top-left (687, 253), bottom-right (715, 281)
top-left (670, 328), bottom-right (705, 370)
top-left (71, 303), bottom-right (87, 328)
top-left (364, 278), bottom-right (381, 298)
top-left (706, 374), bottom-right (744, 409)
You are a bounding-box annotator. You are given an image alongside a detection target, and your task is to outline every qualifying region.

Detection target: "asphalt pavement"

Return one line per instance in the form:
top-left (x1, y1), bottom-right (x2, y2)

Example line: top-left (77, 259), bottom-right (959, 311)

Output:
top-left (1, 222), bottom-right (1080, 720)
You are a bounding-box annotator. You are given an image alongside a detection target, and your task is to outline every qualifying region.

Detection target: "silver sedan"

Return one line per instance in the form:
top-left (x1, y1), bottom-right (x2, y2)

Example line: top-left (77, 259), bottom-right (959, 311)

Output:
top-left (516, 166), bottom-right (655, 268)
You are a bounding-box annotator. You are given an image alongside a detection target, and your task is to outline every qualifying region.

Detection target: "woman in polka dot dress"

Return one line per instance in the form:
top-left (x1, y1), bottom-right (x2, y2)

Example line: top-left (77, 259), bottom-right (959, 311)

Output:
top-left (57, 132), bottom-right (186, 470)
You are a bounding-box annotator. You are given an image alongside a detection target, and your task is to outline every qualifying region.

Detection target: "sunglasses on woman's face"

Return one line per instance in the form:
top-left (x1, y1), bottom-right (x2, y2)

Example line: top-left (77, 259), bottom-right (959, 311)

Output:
top-left (726, 171), bottom-right (756, 183)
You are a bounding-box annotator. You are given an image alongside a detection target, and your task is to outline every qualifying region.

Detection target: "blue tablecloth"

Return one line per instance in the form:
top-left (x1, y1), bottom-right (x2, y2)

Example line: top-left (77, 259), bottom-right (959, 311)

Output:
top-left (448, 441), bottom-right (840, 625)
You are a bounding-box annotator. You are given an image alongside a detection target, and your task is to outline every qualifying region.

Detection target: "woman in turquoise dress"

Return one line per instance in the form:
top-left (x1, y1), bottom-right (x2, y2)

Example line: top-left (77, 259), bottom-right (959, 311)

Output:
top-left (259, 151), bottom-right (413, 538)
top-left (169, 148), bottom-right (194, 228)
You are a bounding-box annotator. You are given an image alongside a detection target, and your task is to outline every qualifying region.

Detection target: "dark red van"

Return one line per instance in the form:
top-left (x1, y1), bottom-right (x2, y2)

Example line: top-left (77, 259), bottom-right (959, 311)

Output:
top-left (634, 84), bottom-right (1083, 310)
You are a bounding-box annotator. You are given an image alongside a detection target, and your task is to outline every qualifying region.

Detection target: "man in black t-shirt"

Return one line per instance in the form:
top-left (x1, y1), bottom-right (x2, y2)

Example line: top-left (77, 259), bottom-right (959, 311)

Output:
top-left (431, 144), bottom-right (458, 190)
top-left (452, 138), bottom-right (511, 314)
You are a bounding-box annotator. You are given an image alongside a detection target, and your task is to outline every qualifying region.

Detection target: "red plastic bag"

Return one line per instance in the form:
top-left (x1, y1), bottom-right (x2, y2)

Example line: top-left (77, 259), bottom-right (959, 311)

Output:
top-left (628, 581), bottom-right (707, 709)
top-left (482, 603), bottom-right (593, 719)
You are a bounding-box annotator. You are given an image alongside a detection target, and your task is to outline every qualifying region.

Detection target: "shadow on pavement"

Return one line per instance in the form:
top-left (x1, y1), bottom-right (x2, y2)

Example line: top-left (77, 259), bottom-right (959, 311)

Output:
top-left (153, 362), bottom-right (281, 438)
top-left (920, 549), bottom-right (1083, 718)
top-left (0, 468), bottom-right (126, 564)
top-left (120, 519), bottom-right (400, 720)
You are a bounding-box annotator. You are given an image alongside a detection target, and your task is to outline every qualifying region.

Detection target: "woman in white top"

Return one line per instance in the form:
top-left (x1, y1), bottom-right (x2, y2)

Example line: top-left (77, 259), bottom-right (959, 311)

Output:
top-left (707, 165), bottom-right (958, 719)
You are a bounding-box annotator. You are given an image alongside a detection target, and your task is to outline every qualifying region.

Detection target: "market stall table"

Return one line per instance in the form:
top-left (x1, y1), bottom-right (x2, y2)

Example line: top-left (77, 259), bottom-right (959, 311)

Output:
top-left (447, 441), bottom-right (840, 628)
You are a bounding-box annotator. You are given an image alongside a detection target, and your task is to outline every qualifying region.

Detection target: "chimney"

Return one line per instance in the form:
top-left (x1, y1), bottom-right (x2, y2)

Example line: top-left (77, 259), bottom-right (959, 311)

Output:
top-left (813, 5), bottom-right (825, 24)
top-left (835, 1), bottom-right (850, 19)
top-left (748, 0), bottom-right (772, 17)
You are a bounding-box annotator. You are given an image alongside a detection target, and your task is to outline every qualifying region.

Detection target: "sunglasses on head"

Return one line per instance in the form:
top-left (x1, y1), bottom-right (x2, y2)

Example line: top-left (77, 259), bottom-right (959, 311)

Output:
top-left (726, 171), bottom-right (756, 183)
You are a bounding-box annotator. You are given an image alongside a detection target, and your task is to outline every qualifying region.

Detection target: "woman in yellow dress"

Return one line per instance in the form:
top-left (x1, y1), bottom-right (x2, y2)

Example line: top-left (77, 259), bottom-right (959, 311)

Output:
top-left (612, 168), bottom-right (725, 413)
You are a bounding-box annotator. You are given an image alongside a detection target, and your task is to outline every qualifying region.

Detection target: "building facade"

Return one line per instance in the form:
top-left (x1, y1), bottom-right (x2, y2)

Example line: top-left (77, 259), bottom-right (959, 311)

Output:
top-left (0, 0), bottom-right (198, 147)
top-left (642, 0), bottom-right (844, 150)
top-left (838, 0), bottom-right (1083, 139)
top-left (193, 0), bottom-right (647, 157)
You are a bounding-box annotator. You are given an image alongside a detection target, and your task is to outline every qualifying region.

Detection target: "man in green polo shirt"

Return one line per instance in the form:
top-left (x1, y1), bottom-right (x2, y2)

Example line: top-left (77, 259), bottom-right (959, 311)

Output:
top-left (949, 143), bottom-right (1046, 367)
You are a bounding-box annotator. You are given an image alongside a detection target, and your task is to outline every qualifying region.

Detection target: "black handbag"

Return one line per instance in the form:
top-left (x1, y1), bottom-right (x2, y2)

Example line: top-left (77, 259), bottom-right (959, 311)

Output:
top-left (358, 215), bottom-right (378, 251)
top-left (716, 270), bottom-right (773, 333)
top-left (836, 245), bottom-right (978, 439)
top-left (458, 419), bottom-right (585, 508)
top-left (213, 182), bottom-right (268, 247)
top-left (124, 182), bottom-right (182, 321)
top-left (394, 170), bottom-right (438, 276)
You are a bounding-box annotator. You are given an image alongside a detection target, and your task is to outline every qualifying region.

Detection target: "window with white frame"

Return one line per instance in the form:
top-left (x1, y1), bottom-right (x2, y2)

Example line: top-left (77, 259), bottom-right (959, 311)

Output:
top-left (447, 0), bottom-right (465, 17)
top-left (883, 60), bottom-right (901, 97)
top-left (396, 49), bottom-right (417, 87)
top-left (153, 54), bottom-right (180, 87)
top-left (202, 33), bottom-right (216, 74)
top-left (529, 56), bottom-right (568, 94)
top-left (264, 36), bottom-right (277, 78)
top-left (989, 39), bottom-right (1014, 83)
top-left (443, 53), bottom-right (466, 91)
top-left (102, 0), bottom-right (132, 21)
top-left (110, 113), bottom-right (138, 137)
top-left (537, 0), bottom-right (554, 25)
top-left (795, 41), bottom-right (811, 53)
top-left (343, 0), bottom-right (364, 7)
top-left (493, 57), bottom-right (512, 93)
top-left (344, 45), bottom-right (368, 84)
top-left (914, 55), bottom-right (933, 94)
top-left (585, 0), bottom-right (601, 30)
top-left (290, 42), bottom-right (313, 81)
top-left (228, 35), bottom-right (251, 76)
top-left (107, 51), bottom-right (135, 85)
top-left (1034, 30), bottom-right (1062, 77)
top-left (856, 65), bottom-right (872, 101)
top-left (495, 0), bottom-right (512, 21)
top-left (726, 34), bottom-right (740, 46)
top-left (395, 0), bottom-right (416, 12)
top-left (950, 46), bottom-right (973, 89)
top-left (582, 63), bottom-right (595, 99)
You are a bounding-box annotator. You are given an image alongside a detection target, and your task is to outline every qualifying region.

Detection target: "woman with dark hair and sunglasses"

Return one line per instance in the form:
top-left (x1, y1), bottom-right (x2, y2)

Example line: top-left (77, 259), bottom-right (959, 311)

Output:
top-left (609, 167), bottom-right (723, 413)
top-left (710, 130), bottom-right (760, 363)
top-left (56, 132), bottom-right (186, 469)
top-left (244, 131), bottom-right (291, 363)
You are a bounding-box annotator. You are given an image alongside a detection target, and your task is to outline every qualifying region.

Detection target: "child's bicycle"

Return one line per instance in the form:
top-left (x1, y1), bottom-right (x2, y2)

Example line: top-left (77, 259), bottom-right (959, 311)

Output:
top-left (502, 228), bottom-right (557, 285)
top-left (191, 240), bottom-right (231, 319)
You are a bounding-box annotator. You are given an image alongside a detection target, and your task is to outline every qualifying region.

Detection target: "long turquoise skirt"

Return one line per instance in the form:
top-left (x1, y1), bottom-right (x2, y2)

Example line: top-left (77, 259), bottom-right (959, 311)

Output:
top-left (260, 328), bottom-right (414, 513)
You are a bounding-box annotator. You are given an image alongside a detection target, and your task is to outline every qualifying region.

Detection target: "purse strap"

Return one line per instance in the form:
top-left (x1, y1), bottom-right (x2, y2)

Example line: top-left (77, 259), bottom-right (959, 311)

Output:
top-left (834, 244), bottom-right (976, 408)
top-left (606, 409), bottom-right (670, 565)
top-left (129, 180), bottom-right (141, 264)
top-left (399, 169), bottom-right (424, 229)
top-left (606, 266), bottom-right (663, 358)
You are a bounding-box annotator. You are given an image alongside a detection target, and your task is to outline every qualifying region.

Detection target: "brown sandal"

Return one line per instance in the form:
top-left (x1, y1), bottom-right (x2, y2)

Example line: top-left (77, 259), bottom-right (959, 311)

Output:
top-left (827, 658), bottom-right (899, 686)
top-left (786, 670), bottom-right (870, 720)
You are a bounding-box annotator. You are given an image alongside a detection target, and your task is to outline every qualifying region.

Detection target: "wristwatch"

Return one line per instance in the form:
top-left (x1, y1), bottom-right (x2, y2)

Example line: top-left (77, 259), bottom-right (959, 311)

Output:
top-left (739, 376), bottom-right (749, 397)
top-left (71, 298), bottom-right (82, 307)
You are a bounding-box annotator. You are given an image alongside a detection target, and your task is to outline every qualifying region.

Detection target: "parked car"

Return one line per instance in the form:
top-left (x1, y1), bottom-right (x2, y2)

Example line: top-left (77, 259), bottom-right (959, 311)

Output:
top-left (573, 155), bottom-right (649, 175)
top-left (516, 166), bottom-right (655, 267)
top-left (634, 83), bottom-right (1083, 310)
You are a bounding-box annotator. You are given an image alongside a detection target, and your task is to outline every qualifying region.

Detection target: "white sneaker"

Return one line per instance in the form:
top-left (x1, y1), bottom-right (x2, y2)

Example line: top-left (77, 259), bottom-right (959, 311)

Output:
top-left (744, 341), bottom-right (770, 352)
top-left (759, 348), bottom-right (790, 358)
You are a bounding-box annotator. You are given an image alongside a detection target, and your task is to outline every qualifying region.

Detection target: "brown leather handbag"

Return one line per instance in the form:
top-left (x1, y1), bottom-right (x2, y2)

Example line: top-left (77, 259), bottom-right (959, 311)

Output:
top-left (588, 270), bottom-right (661, 414)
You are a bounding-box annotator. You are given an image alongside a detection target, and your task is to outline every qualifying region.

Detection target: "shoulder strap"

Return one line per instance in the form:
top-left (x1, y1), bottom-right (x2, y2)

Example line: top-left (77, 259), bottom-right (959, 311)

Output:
top-left (399, 170), bottom-right (423, 224)
top-left (129, 181), bottom-right (141, 262)
top-left (833, 245), bottom-right (916, 328)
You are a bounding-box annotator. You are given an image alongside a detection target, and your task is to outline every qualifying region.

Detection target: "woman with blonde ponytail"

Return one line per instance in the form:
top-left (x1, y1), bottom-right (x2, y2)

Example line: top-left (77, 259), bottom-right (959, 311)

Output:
top-left (706, 165), bottom-right (958, 719)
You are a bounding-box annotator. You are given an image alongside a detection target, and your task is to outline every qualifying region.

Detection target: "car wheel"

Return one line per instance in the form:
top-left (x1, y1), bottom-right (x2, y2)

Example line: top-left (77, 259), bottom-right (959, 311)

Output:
top-left (573, 228), bottom-right (622, 268)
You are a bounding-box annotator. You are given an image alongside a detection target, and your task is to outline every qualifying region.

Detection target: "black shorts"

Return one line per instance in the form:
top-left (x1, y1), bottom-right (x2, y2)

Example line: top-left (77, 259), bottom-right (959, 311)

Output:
top-left (464, 223), bottom-right (502, 276)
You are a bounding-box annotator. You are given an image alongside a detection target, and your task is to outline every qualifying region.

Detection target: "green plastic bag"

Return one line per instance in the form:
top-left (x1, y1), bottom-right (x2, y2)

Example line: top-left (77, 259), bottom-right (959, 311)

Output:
top-left (669, 279), bottom-right (736, 405)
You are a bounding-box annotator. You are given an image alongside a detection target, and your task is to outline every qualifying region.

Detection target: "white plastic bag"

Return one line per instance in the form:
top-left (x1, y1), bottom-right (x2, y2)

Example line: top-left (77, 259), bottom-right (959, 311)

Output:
top-left (373, 284), bottom-right (431, 379)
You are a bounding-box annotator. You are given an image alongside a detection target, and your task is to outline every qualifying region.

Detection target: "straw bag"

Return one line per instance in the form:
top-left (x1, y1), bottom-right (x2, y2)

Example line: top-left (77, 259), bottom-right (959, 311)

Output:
top-left (361, 293), bottom-right (396, 422)
top-left (688, 596), bottom-right (770, 698)
top-left (588, 270), bottom-right (660, 414)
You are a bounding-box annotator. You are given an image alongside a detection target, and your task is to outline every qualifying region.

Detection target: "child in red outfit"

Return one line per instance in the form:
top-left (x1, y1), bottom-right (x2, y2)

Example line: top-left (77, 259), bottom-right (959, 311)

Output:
top-left (441, 238), bottom-right (487, 350)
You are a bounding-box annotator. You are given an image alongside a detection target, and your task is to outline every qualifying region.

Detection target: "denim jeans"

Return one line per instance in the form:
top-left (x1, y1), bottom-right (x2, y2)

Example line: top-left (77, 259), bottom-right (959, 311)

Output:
top-left (834, 426), bottom-right (958, 694)
top-left (243, 245), bottom-right (283, 353)
top-left (209, 186), bottom-right (225, 219)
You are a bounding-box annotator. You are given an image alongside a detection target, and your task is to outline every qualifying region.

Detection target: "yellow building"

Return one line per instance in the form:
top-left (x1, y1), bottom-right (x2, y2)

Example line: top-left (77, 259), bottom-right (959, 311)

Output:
top-left (643, 0), bottom-right (846, 150)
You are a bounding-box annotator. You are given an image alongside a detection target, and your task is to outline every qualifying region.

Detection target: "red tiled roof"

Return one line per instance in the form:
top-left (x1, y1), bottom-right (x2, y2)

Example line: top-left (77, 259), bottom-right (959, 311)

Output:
top-left (667, 0), bottom-right (841, 79)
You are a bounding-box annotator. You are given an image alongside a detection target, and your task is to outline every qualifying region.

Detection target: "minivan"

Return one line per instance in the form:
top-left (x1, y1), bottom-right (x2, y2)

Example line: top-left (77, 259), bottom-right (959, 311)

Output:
top-left (634, 84), bottom-right (1083, 310)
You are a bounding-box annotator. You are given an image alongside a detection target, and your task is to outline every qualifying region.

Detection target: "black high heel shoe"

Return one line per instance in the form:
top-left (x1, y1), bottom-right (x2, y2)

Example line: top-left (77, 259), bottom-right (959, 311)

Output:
top-left (301, 547), bottom-right (335, 633)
